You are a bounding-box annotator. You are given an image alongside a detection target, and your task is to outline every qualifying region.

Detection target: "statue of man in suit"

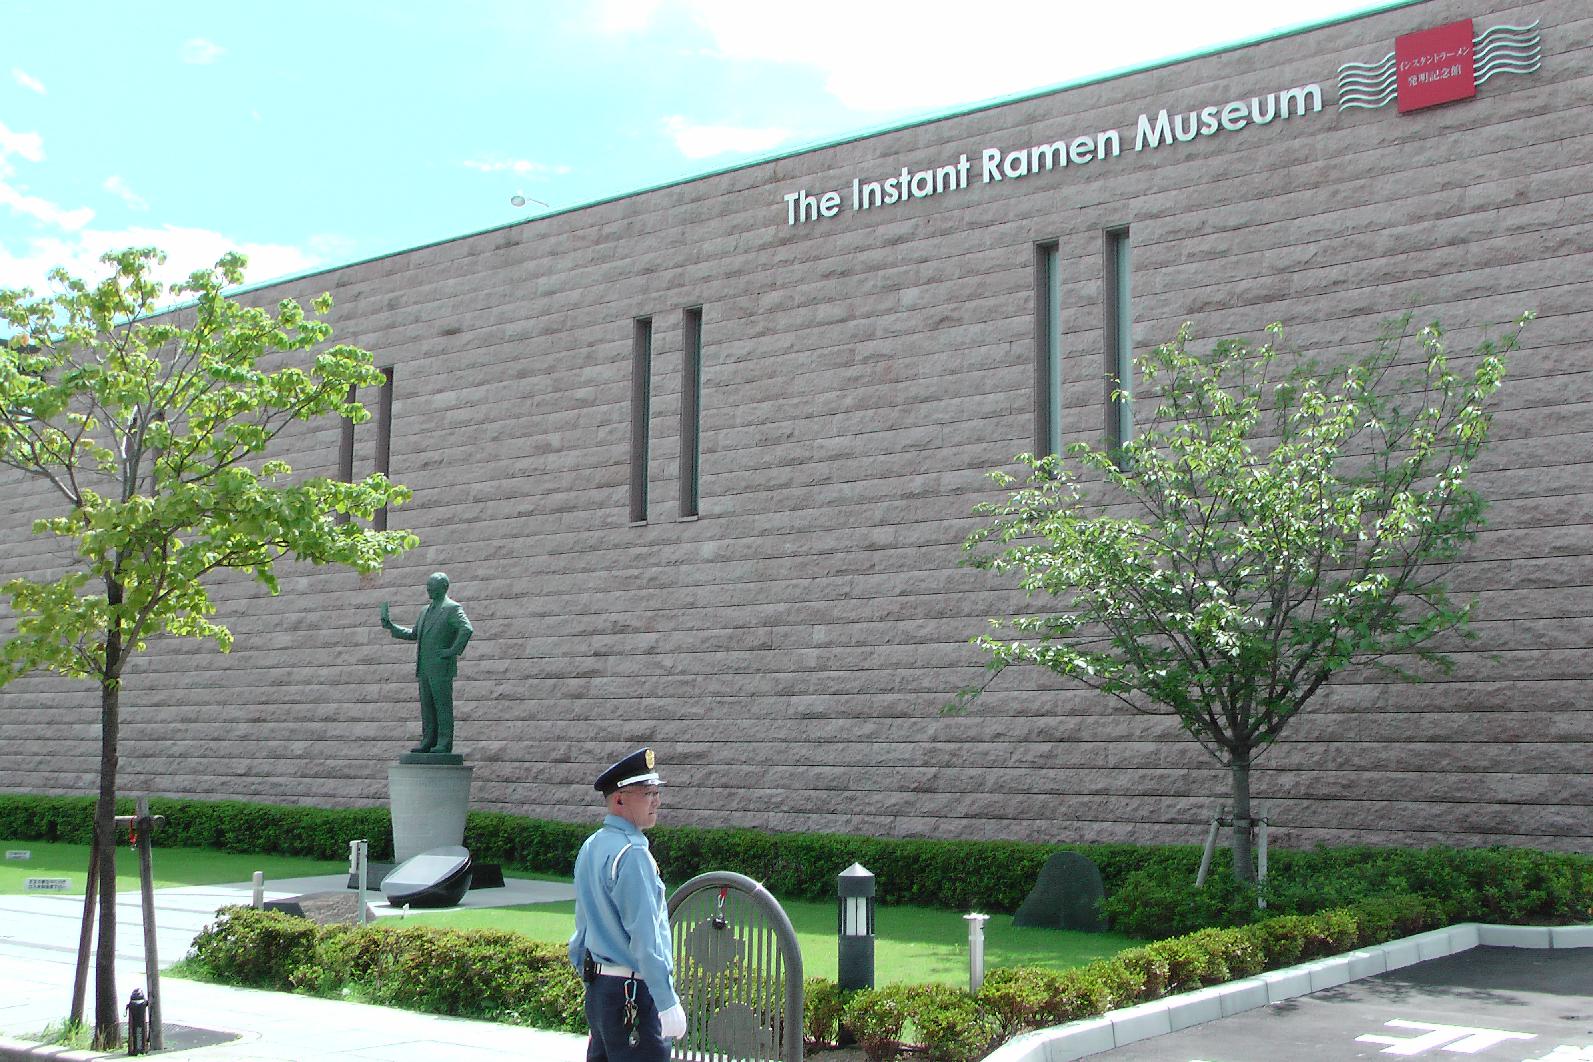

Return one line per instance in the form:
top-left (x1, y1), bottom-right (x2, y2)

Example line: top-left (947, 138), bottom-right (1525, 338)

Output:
top-left (381, 572), bottom-right (474, 755)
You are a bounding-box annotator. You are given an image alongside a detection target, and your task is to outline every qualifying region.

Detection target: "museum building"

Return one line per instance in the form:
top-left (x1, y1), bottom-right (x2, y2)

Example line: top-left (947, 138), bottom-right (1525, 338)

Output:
top-left (2, 0), bottom-right (1588, 852)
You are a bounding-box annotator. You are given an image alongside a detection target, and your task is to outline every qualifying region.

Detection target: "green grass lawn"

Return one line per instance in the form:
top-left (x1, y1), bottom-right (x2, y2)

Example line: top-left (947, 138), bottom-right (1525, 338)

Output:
top-left (4, 840), bottom-right (1136, 986)
top-left (405, 894), bottom-right (1135, 987)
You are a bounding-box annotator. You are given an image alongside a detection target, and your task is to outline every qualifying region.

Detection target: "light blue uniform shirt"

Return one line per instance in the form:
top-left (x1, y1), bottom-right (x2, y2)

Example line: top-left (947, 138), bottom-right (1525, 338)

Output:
top-left (568, 815), bottom-right (679, 1012)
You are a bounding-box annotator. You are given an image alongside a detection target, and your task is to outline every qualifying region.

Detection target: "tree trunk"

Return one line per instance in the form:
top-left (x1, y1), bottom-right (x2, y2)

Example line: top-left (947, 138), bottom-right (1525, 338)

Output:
top-left (1229, 754), bottom-right (1256, 884)
top-left (91, 598), bottom-right (122, 1050)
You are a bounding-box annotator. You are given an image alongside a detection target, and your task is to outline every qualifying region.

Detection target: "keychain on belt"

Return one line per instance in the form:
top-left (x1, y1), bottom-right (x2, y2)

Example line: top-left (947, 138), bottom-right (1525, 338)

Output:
top-left (623, 976), bottom-right (640, 1046)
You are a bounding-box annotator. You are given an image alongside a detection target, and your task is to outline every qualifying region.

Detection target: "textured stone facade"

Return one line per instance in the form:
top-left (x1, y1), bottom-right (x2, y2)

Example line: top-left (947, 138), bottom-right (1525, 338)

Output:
top-left (3, 0), bottom-right (1588, 851)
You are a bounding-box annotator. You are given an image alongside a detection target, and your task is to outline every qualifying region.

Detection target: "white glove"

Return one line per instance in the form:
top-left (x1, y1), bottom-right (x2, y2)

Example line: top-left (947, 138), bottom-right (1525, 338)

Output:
top-left (658, 1002), bottom-right (687, 1040)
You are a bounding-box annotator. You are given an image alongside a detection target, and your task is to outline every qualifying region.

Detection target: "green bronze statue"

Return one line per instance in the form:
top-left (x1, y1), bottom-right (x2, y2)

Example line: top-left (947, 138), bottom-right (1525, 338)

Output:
top-left (381, 572), bottom-right (474, 757)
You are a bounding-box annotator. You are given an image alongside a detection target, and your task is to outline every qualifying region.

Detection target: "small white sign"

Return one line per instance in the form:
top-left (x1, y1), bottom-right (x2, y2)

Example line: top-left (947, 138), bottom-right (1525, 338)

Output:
top-left (25, 877), bottom-right (70, 891)
top-left (5, 850), bottom-right (30, 860)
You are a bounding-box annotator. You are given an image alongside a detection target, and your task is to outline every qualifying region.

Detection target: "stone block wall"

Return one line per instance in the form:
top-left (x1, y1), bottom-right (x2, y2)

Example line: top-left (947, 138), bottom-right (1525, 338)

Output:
top-left (2, 0), bottom-right (1588, 852)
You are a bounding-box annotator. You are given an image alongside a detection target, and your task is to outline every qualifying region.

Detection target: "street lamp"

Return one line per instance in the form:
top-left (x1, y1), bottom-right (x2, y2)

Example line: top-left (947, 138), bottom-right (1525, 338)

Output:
top-left (837, 863), bottom-right (876, 990)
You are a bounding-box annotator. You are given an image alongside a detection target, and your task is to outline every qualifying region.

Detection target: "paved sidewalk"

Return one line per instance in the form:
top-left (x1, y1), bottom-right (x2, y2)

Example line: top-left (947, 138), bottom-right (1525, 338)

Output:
top-left (0, 874), bottom-right (586, 1060)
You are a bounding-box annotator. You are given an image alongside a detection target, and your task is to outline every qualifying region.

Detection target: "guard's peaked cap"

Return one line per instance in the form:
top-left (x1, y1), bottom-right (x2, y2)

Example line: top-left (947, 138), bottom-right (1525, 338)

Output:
top-left (595, 747), bottom-right (663, 794)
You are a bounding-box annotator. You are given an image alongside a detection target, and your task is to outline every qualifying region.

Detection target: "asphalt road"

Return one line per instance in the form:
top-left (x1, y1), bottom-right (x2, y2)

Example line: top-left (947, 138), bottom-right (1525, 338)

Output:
top-left (1096, 947), bottom-right (1593, 1060)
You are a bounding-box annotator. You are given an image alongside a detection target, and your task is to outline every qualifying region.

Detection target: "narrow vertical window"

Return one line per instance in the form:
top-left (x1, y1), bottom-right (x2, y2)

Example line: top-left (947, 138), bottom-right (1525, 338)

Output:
top-left (335, 384), bottom-right (356, 525)
top-left (680, 306), bottom-right (702, 518)
top-left (1104, 228), bottom-right (1133, 456)
top-left (374, 367), bottom-right (394, 532)
top-left (630, 317), bottom-right (653, 524)
top-left (1034, 242), bottom-right (1062, 457)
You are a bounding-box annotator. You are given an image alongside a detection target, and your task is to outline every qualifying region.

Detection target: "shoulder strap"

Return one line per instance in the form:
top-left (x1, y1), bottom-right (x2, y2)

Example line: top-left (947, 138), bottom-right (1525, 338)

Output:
top-left (608, 842), bottom-right (635, 883)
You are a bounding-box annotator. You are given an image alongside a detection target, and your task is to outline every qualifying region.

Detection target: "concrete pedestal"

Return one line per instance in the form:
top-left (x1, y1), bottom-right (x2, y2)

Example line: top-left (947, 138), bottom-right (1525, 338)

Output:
top-left (388, 762), bottom-right (474, 863)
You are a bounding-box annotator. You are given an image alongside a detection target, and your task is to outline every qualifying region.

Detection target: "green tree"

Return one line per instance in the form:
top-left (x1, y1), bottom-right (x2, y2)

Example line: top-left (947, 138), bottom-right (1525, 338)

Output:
top-left (0, 248), bottom-right (416, 1047)
top-left (957, 314), bottom-right (1529, 884)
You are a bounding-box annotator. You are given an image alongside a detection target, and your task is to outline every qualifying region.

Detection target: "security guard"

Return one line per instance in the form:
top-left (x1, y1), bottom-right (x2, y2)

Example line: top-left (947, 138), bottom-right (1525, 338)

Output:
top-left (569, 748), bottom-right (686, 1059)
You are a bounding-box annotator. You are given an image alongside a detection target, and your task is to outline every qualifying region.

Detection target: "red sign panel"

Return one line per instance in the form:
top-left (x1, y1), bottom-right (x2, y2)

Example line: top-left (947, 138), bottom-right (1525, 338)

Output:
top-left (1396, 18), bottom-right (1476, 113)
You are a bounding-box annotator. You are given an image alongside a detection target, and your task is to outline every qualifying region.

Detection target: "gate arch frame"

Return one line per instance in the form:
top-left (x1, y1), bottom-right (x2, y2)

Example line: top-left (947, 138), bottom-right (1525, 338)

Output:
top-left (667, 870), bottom-right (804, 1061)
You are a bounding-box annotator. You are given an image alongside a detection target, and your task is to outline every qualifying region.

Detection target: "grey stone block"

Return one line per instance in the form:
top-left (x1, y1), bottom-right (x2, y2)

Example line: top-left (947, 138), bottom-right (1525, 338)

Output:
top-left (1260, 968), bottom-right (1313, 1003)
top-left (1108, 1001), bottom-right (1172, 1047)
top-left (1216, 978), bottom-right (1270, 1017)
top-left (1165, 986), bottom-right (1226, 1031)
top-left (1551, 925), bottom-right (1593, 948)
top-left (1478, 924), bottom-right (1554, 948)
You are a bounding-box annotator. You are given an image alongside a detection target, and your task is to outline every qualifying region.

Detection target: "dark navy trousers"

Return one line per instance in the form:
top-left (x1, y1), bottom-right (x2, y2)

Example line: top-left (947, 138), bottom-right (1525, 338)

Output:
top-left (584, 974), bottom-right (667, 1062)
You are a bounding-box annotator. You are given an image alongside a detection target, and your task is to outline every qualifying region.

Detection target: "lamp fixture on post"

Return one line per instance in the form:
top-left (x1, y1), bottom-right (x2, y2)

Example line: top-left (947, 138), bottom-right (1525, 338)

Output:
top-left (837, 862), bottom-right (876, 990)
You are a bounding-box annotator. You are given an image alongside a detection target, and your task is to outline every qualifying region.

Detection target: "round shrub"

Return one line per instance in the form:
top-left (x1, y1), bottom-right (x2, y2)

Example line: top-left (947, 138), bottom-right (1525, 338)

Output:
top-left (187, 907), bottom-right (319, 989)
top-left (803, 977), bottom-right (848, 1048)
top-left (844, 984), bottom-right (914, 1061)
top-left (977, 966), bottom-right (1073, 1034)
top-left (844, 984), bottom-right (999, 1062)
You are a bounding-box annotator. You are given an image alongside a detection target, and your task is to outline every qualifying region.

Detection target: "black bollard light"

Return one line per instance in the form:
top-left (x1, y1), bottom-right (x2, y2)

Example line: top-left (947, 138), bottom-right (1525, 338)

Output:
top-left (837, 863), bottom-right (876, 991)
top-left (126, 988), bottom-right (149, 1055)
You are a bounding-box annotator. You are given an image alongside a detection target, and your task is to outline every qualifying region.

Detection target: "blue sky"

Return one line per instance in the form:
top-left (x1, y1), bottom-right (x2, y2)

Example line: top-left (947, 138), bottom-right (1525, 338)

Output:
top-left (1, 0), bottom-right (1402, 294)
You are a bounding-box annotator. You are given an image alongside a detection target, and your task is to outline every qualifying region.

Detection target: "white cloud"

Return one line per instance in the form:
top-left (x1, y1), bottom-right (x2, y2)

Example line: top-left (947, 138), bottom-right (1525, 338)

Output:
top-left (0, 123), bottom-right (321, 297)
top-left (0, 225), bottom-right (323, 296)
top-left (0, 123), bottom-right (91, 231)
top-left (594, 0), bottom-right (664, 34)
top-left (0, 184), bottom-right (93, 231)
top-left (11, 68), bottom-right (46, 95)
top-left (0, 121), bottom-right (45, 165)
top-left (103, 176), bottom-right (149, 212)
top-left (462, 158), bottom-right (572, 176)
top-left (607, 0), bottom-right (1387, 114)
top-left (662, 115), bottom-right (791, 159)
top-left (181, 38), bottom-right (226, 65)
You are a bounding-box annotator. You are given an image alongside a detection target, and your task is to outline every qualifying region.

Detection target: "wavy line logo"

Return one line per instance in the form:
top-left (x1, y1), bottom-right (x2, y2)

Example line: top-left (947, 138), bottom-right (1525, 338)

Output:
top-left (1338, 51), bottom-right (1397, 112)
top-left (1474, 20), bottom-right (1543, 84)
top-left (1336, 18), bottom-right (1542, 114)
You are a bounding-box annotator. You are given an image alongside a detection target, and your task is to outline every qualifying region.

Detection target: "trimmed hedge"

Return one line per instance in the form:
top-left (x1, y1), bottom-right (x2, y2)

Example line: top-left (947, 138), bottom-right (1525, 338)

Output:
top-left (0, 795), bottom-right (394, 860)
top-left (41, 791), bottom-right (1578, 1058)
top-left (187, 907), bottom-right (585, 1032)
top-left (4, 794), bottom-right (1590, 940)
top-left (1102, 844), bottom-right (1593, 938)
top-left (0, 793), bottom-right (1164, 910)
top-left (181, 894), bottom-right (1467, 1058)
top-left (802, 894), bottom-right (1447, 1059)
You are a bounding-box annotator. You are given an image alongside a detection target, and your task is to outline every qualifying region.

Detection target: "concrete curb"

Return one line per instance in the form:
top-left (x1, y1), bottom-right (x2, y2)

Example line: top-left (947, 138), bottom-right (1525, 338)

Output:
top-left (983, 922), bottom-right (1593, 1062)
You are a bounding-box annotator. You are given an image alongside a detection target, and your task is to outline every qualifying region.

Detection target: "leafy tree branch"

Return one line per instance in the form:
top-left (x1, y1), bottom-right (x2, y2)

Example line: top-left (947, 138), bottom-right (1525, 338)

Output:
top-left (954, 312), bottom-right (1529, 883)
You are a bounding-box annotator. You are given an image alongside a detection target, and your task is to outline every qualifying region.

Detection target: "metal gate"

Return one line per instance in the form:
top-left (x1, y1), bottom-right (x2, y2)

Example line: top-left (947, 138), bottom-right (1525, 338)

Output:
top-left (667, 871), bottom-right (804, 1061)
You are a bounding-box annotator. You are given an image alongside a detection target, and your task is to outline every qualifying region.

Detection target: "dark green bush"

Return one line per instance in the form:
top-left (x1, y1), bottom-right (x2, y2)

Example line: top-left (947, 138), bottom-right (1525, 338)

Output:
top-left (330, 924), bottom-right (584, 1030)
top-left (973, 961), bottom-right (1125, 1035)
top-left (907, 984), bottom-right (1004, 1062)
top-left (1349, 895), bottom-right (1437, 945)
top-left (1100, 843), bottom-right (1593, 939)
top-left (802, 977), bottom-right (849, 1048)
top-left (1048, 964), bottom-right (1120, 1017)
top-left (0, 795), bottom-right (393, 860)
top-left (186, 908), bottom-right (585, 1032)
top-left (1111, 946), bottom-right (1171, 998)
top-left (1100, 862), bottom-right (1259, 938)
top-left (6, 794), bottom-right (1588, 933)
top-left (188, 907), bottom-right (320, 989)
top-left (976, 966), bottom-right (1072, 1035)
top-left (842, 983), bottom-right (1000, 1062)
top-left (1302, 908), bottom-right (1361, 958)
top-left (843, 983), bottom-right (914, 1061)
top-left (48, 789), bottom-right (1579, 1060)
top-left (1249, 914), bottom-right (1315, 968)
